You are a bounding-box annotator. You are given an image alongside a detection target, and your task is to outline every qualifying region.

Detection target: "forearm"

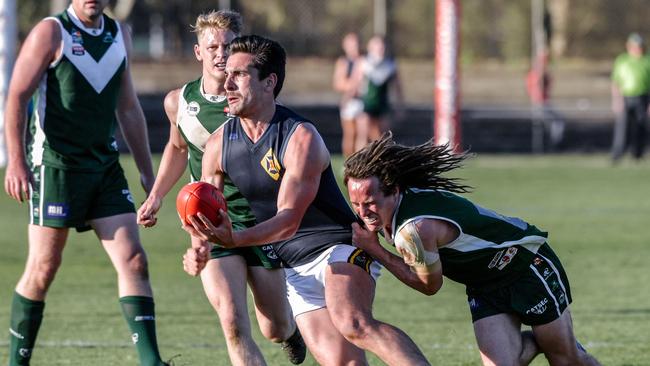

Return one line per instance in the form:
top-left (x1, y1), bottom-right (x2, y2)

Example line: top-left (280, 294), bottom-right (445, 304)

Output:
top-left (232, 209), bottom-right (299, 247)
top-left (148, 142), bottom-right (188, 199)
top-left (4, 98), bottom-right (28, 165)
top-left (369, 245), bottom-right (438, 295)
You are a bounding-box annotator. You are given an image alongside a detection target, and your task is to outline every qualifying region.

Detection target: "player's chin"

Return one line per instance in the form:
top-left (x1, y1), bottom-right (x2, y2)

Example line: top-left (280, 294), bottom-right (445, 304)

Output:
top-left (364, 222), bottom-right (382, 233)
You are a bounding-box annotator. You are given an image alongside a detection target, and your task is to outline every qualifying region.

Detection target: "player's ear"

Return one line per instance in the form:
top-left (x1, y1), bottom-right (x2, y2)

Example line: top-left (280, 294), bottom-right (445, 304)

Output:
top-left (264, 74), bottom-right (277, 92)
top-left (194, 44), bottom-right (202, 62)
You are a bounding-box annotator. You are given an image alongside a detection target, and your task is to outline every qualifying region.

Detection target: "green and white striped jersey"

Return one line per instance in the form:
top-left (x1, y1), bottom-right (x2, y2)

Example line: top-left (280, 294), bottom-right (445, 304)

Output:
top-left (29, 6), bottom-right (126, 171)
top-left (391, 188), bottom-right (548, 288)
top-left (176, 77), bottom-right (255, 224)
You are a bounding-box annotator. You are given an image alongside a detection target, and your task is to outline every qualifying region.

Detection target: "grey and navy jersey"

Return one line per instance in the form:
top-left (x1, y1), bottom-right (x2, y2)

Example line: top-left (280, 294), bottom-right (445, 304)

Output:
top-left (176, 77), bottom-right (255, 224)
top-left (391, 188), bottom-right (549, 289)
top-left (222, 105), bottom-right (356, 267)
top-left (29, 6), bottom-right (126, 171)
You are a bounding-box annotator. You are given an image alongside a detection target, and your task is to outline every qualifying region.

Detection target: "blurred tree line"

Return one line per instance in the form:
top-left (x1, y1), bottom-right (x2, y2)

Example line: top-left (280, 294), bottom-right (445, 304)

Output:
top-left (16, 0), bottom-right (650, 62)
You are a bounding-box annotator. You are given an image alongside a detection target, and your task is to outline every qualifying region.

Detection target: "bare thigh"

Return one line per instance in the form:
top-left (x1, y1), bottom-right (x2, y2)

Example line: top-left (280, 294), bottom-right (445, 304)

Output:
top-left (200, 255), bottom-right (250, 328)
top-left (247, 266), bottom-right (293, 342)
top-left (532, 308), bottom-right (594, 365)
top-left (295, 308), bottom-right (366, 366)
top-left (473, 313), bottom-right (523, 366)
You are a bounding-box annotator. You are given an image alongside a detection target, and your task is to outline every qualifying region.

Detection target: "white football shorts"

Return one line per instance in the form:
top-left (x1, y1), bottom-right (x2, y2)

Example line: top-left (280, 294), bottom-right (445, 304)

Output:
top-left (284, 244), bottom-right (382, 317)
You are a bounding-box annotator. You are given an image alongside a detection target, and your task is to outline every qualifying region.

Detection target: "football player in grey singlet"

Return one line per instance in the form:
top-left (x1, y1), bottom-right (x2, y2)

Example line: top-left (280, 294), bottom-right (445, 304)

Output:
top-left (136, 11), bottom-right (304, 366)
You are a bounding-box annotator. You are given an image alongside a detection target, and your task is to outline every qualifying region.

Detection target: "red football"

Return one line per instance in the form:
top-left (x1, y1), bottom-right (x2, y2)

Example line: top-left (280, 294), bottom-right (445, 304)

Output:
top-left (176, 182), bottom-right (227, 226)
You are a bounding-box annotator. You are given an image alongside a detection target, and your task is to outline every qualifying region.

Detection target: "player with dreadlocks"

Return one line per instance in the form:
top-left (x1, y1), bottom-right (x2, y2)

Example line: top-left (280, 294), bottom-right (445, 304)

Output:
top-left (344, 132), bottom-right (601, 366)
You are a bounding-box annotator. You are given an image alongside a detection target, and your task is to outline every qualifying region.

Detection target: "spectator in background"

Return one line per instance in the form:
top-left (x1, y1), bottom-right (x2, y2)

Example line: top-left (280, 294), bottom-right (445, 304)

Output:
top-left (526, 50), bottom-right (565, 152)
top-left (610, 33), bottom-right (650, 162)
top-left (352, 35), bottom-right (404, 150)
top-left (332, 32), bottom-right (364, 157)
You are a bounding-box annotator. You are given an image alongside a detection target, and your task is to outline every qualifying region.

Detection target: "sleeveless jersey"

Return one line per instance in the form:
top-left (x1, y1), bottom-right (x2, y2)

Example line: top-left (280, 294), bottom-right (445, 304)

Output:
top-left (392, 188), bottom-right (548, 289)
top-left (362, 57), bottom-right (396, 114)
top-left (28, 7), bottom-right (126, 171)
top-left (176, 77), bottom-right (255, 224)
top-left (222, 105), bottom-right (356, 267)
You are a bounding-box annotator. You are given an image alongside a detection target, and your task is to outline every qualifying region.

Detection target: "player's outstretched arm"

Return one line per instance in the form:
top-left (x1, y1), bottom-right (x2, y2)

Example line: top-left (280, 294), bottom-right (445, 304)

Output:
top-left (4, 19), bottom-right (59, 202)
top-left (115, 23), bottom-right (155, 195)
top-left (137, 89), bottom-right (190, 227)
top-left (352, 219), bottom-right (446, 296)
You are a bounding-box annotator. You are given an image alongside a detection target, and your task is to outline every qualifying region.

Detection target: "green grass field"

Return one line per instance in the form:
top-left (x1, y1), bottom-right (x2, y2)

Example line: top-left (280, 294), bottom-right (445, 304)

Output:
top-left (1, 154), bottom-right (649, 365)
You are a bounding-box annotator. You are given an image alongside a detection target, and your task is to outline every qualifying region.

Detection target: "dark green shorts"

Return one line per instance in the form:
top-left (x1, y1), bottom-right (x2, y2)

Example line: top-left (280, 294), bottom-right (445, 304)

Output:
top-left (209, 221), bottom-right (283, 269)
top-left (29, 163), bottom-right (135, 231)
top-left (466, 243), bottom-right (572, 326)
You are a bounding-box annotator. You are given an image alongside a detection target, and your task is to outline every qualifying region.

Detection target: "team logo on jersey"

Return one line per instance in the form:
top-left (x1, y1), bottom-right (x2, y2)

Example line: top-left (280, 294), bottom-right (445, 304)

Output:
top-left (496, 247), bottom-right (518, 270)
top-left (187, 101), bottom-right (200, 117)
top-left (71, 29), bottom-right (83, 44)
top-left (102, 32), bottom-right (115, 43)
top-left (261, 147), bottom-right (281, 181)
top-left (72, 45), bottom-right (85, 56)
top-left (489, 247), bottom-right (518, 270)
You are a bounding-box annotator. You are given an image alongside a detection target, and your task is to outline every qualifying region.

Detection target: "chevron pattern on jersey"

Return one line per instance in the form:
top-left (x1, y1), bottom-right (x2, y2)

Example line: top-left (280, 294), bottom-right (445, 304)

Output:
top-left (55, 18), bottom-right (126, 93)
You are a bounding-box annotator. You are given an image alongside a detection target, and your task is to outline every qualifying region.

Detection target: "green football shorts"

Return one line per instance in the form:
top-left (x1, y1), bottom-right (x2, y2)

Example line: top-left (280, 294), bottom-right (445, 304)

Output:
top-left (29, 162), bottom-right (135, 231)
top-left (209, 220), bottom-right (283, 269)
top-left (466, 243), bottom-right (572, 326)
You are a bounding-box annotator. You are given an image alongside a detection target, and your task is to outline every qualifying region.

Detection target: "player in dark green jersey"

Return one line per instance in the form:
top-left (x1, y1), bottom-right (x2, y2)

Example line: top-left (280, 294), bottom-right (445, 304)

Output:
top-left (136, 11), bottom-right (304, 365)
top-left (3, 0), bottom-right (167, 365)
top-left (344, 133), bottom-right (601, 366)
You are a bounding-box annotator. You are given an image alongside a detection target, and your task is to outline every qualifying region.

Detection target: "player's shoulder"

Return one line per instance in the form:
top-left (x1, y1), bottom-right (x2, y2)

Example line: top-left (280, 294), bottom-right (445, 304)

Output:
top-left (30, 17), bottom-right (61, 39)
top-left (163, 88), bottom-right (183, 112)
top-left (20, 18), bottom-right (61, 56)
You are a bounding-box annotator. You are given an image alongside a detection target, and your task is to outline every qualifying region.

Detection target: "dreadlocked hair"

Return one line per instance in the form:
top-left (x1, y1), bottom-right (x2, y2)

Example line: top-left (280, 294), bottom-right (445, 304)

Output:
top-left (344, 132), bottom-right (473, 195)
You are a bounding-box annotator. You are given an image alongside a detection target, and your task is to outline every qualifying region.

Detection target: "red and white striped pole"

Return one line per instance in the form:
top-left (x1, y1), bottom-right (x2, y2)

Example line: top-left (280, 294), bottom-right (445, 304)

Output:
top-left (434, 0), bottom-right (462, 152)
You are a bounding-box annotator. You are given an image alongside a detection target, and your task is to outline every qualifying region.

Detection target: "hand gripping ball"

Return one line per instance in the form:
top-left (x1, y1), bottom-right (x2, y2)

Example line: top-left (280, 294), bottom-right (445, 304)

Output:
top-left (176, 182), bottom-right (227, 226)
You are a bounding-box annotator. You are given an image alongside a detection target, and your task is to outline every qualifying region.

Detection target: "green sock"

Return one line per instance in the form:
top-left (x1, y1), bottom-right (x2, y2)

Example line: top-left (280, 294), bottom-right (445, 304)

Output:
top-left (120, 296), bottom-right (165, 366)
top-left (9, 292), bottom-right (45, 366)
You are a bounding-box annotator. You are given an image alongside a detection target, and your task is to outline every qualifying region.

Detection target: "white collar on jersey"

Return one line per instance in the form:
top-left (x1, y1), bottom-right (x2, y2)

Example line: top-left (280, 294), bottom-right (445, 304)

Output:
top-left (386, 191), bottom-right (405, 244)
top-left (67, 5), bottom-right (105, 36)
top-left (200, 77), bottom-right (227, 103)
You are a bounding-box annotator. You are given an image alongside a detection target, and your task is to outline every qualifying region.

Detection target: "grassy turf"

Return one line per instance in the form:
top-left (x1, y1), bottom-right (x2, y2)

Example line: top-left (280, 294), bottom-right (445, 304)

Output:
top-left (1, 154), bottom-right (649, 365)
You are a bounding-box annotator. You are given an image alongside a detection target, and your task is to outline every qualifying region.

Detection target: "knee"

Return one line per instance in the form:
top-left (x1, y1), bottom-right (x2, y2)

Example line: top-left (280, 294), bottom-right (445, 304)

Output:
top-left (258, 321), bottom-right (287, 343)
top-left (544, 349), bottom-right (586, 366)
top-left (258, 316), bottom-right (292, 343)
top-left (27, 255), bottom-right (62, 289)
top-left (217, 311), bottom-right (250, 343)
top-left (332, 311), bottom-right (374, 344)
top-left (125, 250), bottom-right (149, 279)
